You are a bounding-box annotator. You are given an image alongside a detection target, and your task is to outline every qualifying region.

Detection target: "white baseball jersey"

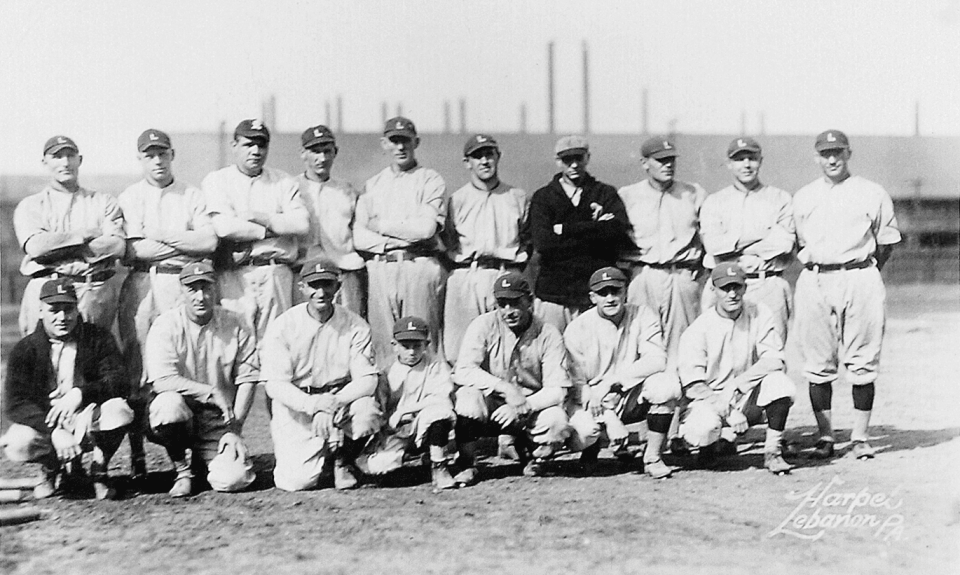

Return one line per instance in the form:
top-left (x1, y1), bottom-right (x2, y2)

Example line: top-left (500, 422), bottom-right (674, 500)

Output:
top-left (445, 181), bottom-right (529, 265)
top-left (617, 179), bottom-right (707, 265)
top-left (296, 175), bottom-right (364, 271)
top-left (382, 355), bottom-right (454, 420)
top-left (699, 184), bottom-right (795, 272)
top-left (354, 165), bottom-right (446, 254)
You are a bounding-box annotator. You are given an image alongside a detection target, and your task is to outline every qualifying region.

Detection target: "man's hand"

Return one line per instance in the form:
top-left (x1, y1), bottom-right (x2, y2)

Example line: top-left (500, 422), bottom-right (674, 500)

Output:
top-left (307, 393), bottom-right (342, 416)
top-left (82, 227), bottom-right (103, 241)
top-left (312, 411), bottom-right (335, 437)
top-left (246, 211), bottom-right (273, 229)
top-left (552, 223), bottom-right (563, 235)
top-left (502, 385), bottom-right (531, 415)
top-left (217, 432), bottom-right (249, 461)
top-left (51, 428), bottom-right (81, 461)
top-left (589, 202), bottom-right (614, 222)
top-left (209, 386), bottom-right (236, 426)
top-left (46, 388), bottom-right (82, 428)
top-left (491, 404), bottom-right (520, 427)
top-left (727, 408), bottom-right (748, 434)
top-left (388, 410), bottom-right (414, 430)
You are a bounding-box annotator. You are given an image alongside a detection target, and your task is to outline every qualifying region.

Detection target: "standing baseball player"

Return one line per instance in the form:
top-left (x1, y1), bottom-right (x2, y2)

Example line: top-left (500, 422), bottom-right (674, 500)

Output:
top-left (677, 263), bottom-right (795, 474)
top-left (444, 133), bottom-right (529, 365)
top-left (354, 117), bottom-right (447, 368)
top-left (452, 272), bottom-right (571, 480)
top-left (355, 316), bottom-right (457, 490)
top-left (564, 267), bottom-right (681, 479)
top-left (117, 128), bottom-right (218, 482)
top-left (261, 259), bottom-right (381, 491)
top-left (295, 124), bottom-right (366, 316)
top-left (793, 130), bottom-right (900, 460)
top-left (525, 135), bottom-right (629, 332)
top-left (144, 262), bottom-right (258, 497)
top-left (13, 136), bottom-right (125, 336)
top-left (1, 278), bottom-right (134, 500)
top-left (699, 137), bottom-right (796, 342)
top-left (201, 119), bottom-right (309, 343)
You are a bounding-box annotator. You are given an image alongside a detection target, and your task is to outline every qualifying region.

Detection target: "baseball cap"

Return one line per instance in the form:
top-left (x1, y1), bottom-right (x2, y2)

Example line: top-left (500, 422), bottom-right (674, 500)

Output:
top-left (641, 137), bottom-right (679, 160)
top-left (300, 258), bottom-right (341, 283)
top-left (727, 137), bottom-right (761, 158)
top-left (383, 116), bottom-right (417, 139)
top-left (39, 278), bottom-right (78, 304)
top-left (589, 267), bottom-right (627, 291)
top-left (463, 133), bottom-right (499, 157)
top-left (393, 316), bottom-right (429, 341)
top-left (493, 271), bottom-right (531, 299)
top-left (815, 130), bottom-right (850, 152)
top-left (43, 135), bottom-right (79, 156)
top-left (301, 125), bottom-right (336, 148)
top-left (234, 119), bottom-right (271, 142)
top-left (137, 129), bottom-right (172, 152)
top-left (711, 262), bottom-right (747, 289)
top-left (179, 261), bottom-right (216, 285)
top-left (555, 135), bottom-right (589, 158)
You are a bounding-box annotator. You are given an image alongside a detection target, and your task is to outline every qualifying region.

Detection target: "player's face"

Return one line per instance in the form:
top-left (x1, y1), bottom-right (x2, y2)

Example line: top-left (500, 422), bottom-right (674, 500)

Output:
top-left (727, 152), bottom-right (762, 188)
top-left (816, 148), bottom-right (851, 183)
top-left (381, 135), bottom-right (419, 171)
top-left (393, 338), bottom-right (428, 367)
top-left (301, 279), bottom-right (339, 317)
top-left (556, 152), bottom-right (589, 185)
top-left (42, 149), bottom-right (82, 185)
top-left (643, 155), bottom-right (676, 185)
top-left (301, 143), bottom-right (337, 180)
top-left (40, 300), bottom-right (80, 339)
top-left (496, 295), bottom-right (533, 331)
top-left (181, 281), bottom-right (215, 324)
top-left (715, 282), bottom-right (746, 318)
top-left (590, 285), bottom-right (626, 321)
top-left (139, 147), bottom-right (174, 187)
top-left (233, 136), bottom-right (269, 175)
top-left (464, 147), bottom-right (500, 182)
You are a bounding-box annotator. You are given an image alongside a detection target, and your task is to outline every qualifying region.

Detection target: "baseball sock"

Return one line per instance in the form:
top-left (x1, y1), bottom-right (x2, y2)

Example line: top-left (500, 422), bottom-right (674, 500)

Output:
top-left (764, 429), bottom-right (784, 454)
top-left (764, 398), bottom-right (790, 432)
top-left (809, 382), bottom-right (834, 442)
top-left (851, 384), bottom-right (875, 443)
top-left (644, 414), bottom-right (672, 463)
top-left (852, 383), bottom-right (875, 411)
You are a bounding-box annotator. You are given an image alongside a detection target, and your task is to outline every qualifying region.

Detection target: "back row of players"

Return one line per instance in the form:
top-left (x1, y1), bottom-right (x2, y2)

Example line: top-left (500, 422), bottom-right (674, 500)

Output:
top-left (2, 118), bottom-right (900, 499)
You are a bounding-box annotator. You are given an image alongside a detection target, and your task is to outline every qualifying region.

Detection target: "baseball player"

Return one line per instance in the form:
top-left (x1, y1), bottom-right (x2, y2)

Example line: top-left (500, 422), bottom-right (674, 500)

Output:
top-left (564, 267), bottom-right (681, 479)
top-left (117, 128), bottom-right (218, 483)
top-left (793, 130), bottom-right (900, 460)
top-left (13, 135), bottom-right (125, 336)
top-left (677, 263), bottom-right (795, 474)
top-left (295, 124), bottom-right (366, 316)
top-left (355, 316), bottom-right (457, 490)
top-left (452, 272), bottom-right (571, 480)
top-left (443, 134), bottom-right (529, 366)
top-left (1, 278), bottom-right (134, 500)
top-left (699, 137), bottom-right (796, 342)
top-left (144, 262), bottom-right (258, 497)
top-left (354, 117), bottom-right (447, 368)
top-left (525, 135), bottom-right (629, 332)
top-left (260, 259), bottom-right (381, 491)
top-left (201, 119), bottom-right (309, 343)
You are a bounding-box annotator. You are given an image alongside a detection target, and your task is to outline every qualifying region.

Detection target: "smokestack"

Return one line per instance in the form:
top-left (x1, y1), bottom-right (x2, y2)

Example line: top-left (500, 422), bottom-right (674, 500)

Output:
top-left (641, 88), bottom-right (648, 135)
top-left (758, 111), bottom-right (766, 135)
top-left (396, 103), bottom-right (403, 117)
top-left (336, 95), bottom-right (343, 132)
top-left (261, 95), bottom-right (277, 130)
top-left (582, 41), bottom-right (590, 134)
top-left (914, 100), bottom-right (920, 136)
top-left (459, 98), bottom-right (466, 133)
top-left (444, 101), bottom-right (451, 134)
top-left (520, 102), bottom-right (528, 134)
top-left (547, 41), bottom-right (555, 134)
top-left (381, 102), bottom-right (388, 124)
top-left (740, 110), bottom-right (747, 136)
top-left (217, 120), bottom-right (227, 168)
top-left (325, 101), bottom-right (331, 127)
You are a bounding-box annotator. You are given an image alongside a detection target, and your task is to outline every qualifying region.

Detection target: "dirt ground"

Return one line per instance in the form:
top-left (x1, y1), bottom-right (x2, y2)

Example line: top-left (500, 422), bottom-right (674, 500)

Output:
top-left (1, 284), bottom-right (958, 575)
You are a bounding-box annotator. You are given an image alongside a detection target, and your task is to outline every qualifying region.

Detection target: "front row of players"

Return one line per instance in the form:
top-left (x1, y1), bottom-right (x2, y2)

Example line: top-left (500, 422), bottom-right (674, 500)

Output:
top-left (1, 256), bottom-right (797, 500)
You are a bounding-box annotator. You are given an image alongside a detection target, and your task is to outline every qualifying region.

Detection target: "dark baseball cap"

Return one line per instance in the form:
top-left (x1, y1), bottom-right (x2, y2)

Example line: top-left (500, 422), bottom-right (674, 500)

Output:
top-left (641, 137), bottom-right (679, 160)
top-left (555, 135), bottom-right (589, 158)
top-left (815, 130), bottom-right (850, 152)
top-left (463, 134), bottom-right (499, 157)
top-left (589, 267), bottom-right (627, 291)
top-left (43, 135), bottom-right (79, 156)
top-left (300, 258), bottom-right (341, 283)
top-left (384, 116), bottom-right (417, 139)
top-left (301, 125), bottom-right (336, 148)
top-left (711, 262), bottom-right (747, 289)
top-left (727, 137), bottom-right (761, 158)
top-left (234, 119), bottom-right (271, 142)
top-left (39, 278), bottom-right (78, 304)
top-left (137, 129), bottom-right (172, 152)
top-left (179, 261), bottom-right (215, 285)
top-left (493, 271), bottom-right (531, 299)
top-left (393, 316), bottom-right (429, 341)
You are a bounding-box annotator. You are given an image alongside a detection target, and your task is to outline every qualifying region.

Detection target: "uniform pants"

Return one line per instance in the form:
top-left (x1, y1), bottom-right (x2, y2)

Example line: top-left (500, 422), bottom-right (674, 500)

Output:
top-left (19, 274), bottom-right (120, 337)
top-left (118, 270), bottom-right (185, 388)
top-left (453, 386), bottom-right (569, 447)
top-left (355, 403), bottom-right (456, 475)
top-left (533, 299), bottom-right (590, 334)
top-left (218, 264), bottom-right (294, 345)
top-left (625, 265), bottom-right (702, 368)
top-left (293, 267), bottom-right (367, 318)
top-left (702, 275), bottom-right (792, 343)
top-left (444, 266), bottom-right (509, 365)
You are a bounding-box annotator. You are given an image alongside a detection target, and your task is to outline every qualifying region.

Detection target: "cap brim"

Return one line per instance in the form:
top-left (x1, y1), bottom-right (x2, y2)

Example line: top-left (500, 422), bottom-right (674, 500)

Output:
top-left (302, 273), bottom-right (339, 283)
top-left (180, 276), bottom-right (215, 285)
top-left (590, 280), bottom-right (626, 291)
top-left (713, 277), bottom-right (746, 289)
top-left (728, 147), bottom-right (760, 158)
top-left (384, 130), bottom-right (416, 139)
top-left (303, 138), bottom-right (336, 148)
top-left (45, 144), bottom-right (78, 155)
top-left (494, 289), bottom-right (526, 299)
top-left (40, 295), bottom-right (78, 304)
top-left (139, 143), bottom-right (171, 152)
top-left (647, 150), bottom-right (678, 160)
top-left (815, 143), bottom-right (849, 152)
top-left (556, 147), bottom-right (588, 158)
top-left (394, 332), bottom-right (429, 341)
top-left (465, 143), bottom-right (498, 156)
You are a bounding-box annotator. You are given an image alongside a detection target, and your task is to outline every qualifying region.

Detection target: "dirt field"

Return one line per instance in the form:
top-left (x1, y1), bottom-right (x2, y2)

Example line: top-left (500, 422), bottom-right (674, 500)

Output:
top-left (1, 284), bottom-right (958, 575)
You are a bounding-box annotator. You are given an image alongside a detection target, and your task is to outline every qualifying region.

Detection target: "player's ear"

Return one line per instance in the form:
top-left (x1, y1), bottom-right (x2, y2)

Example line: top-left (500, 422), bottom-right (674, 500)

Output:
top-left (412, 136), bottom-right (421, 150)
top-left (299, 148), bottom-right (308, 161)
top-left (462, 156), bottom-right (471, 169)
top-left (380, 137), bottom-right (390, 152)
top-left (77, 154), bottom-right (83, 166)
top-left (169, 149), bottom-right (176, 161)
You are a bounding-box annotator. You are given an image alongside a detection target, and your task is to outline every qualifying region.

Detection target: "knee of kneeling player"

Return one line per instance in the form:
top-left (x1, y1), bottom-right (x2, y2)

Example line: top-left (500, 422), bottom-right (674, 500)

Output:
top-left (640, 372), bottom-right (682, 408)
top-left (0, 424), bottom-right (53, 462)
top-left (758, 372), bottom-right (796, 405)
top-left (97, 398), bottom-right (135, 432)
top-left (345, 396), bottom-right (382, 439)
top-left (273, 464), bottom-right (321, 492)
top-left (566, 409), bottom-right (601, 451)
top-left (452, 386), bottom-right (488, 421)
top-left (149, 392), bottom-right (193, 428)
top-left (529, 406), bottom-right (570, 445)
top-left (679, 404), bottom-right (722, 448)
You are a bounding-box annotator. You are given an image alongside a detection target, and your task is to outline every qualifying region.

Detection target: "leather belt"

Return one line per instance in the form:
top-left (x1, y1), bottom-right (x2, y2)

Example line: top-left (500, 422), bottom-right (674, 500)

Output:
top-left (243, 257), bottom-right (289, 267)
top-left (301, 387), bottom-right (330, 395)
top-left (131, 263), bottom-right (182, 274)
top-left (632, 260), bottom-right (701, 272)
top-left (32, 269), bottom-right (116, 283)
top-left (805, 259), bottom-right (874, 273)
top-left (455, 256), bottom-right (525, 270)
top-left (745, 270), bottom-right (784, 280)
top-left (372, 250), bottom-right (437, 263)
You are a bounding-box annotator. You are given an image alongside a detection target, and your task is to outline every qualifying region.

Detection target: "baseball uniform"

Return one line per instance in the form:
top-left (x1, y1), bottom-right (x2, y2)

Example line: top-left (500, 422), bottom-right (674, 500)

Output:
top-left (145, 302), bottom-right (259, 493)
top-left (261, 303), bottom-right (381, 491)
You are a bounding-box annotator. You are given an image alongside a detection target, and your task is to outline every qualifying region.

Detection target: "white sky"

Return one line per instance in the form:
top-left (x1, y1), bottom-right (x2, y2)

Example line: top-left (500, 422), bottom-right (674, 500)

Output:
top-left (2, 0), bottom-right (958, 175)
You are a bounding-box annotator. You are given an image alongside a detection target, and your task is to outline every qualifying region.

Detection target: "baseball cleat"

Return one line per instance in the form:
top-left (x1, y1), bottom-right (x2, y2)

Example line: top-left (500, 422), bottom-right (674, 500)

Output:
top-left (93, 479), bottom-right (117, 501)
top-left (497, 435), bottom-right (521, 461)
top-left (780, 438), bottom-right (800, 459)
top-left (764, 452), bottom-right (793, 475)
top-left (334, 461), bottom-right (360, 490)
top-left (810, 439), bottom-right (835, 460)
top-left (668, 437), bottom-right (690, 457)
top-left (851, 441), bottom-right (876, 460)
top-left (33, 474), bottom-right (58, 500)
top-left (431, 463), bottom-right (457, 491)
top-left (522, 460), bottom-right (545, 477)
top-left (168, 476), bottom-right (192, 498)
top-left (531, 443), bottom-right (557, 461)
top-left (696, 443), bottom-right (721, 469)
top-left (642, 459), bottom-right (673, 479)
top-left (453, 467), bottom-right (479, 487)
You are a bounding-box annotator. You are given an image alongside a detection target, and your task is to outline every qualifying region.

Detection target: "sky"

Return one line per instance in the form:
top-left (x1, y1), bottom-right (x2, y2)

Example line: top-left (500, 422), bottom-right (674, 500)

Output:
top-left (1, 0), bottom-right (958, 175)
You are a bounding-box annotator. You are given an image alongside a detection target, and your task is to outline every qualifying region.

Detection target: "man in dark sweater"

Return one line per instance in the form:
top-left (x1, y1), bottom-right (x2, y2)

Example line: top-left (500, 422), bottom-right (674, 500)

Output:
top-left (1, 278), bottom-right (133, 500)
top-left (525, 135), bottom-right (629, 332)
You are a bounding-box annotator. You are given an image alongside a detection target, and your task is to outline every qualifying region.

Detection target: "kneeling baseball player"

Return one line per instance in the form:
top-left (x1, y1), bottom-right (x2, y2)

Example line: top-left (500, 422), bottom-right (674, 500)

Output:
top-left (677, 263), bottom-right (795, 474)
top-left (355, 316), bottom-right (458, 490)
